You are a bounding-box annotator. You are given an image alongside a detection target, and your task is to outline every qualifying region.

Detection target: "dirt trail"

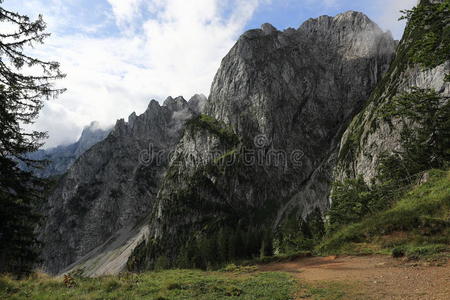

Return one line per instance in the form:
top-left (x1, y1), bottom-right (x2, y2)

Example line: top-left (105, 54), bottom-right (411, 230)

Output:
top-left (259, 255), bottom-right (450, 300)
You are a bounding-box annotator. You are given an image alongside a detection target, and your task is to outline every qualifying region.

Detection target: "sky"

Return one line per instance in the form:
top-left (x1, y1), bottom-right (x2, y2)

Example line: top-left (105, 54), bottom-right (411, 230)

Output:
top-left (2, 0), bottom-right (417, 148)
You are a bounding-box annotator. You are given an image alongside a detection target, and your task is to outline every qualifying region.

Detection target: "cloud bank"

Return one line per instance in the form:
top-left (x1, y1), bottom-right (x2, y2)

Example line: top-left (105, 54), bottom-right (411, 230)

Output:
top-left (4, 0), bottom-right (263, 148)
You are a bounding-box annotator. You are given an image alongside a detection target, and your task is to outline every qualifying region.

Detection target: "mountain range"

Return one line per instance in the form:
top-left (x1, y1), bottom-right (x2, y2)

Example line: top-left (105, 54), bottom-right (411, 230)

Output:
top-left (37, 1), bottom-right (449, 277)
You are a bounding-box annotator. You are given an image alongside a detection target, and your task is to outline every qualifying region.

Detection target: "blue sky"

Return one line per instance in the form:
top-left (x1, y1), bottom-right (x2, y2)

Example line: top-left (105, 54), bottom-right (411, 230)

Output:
top-left (247, 0), bottom-right (414, 38)
top-left (2, 0), bottom-right (417, 147)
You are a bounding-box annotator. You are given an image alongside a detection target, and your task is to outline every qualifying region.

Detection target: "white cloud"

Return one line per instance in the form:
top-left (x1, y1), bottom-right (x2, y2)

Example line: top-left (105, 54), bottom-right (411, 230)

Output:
top-left (374, 0), bottom-right (418, 39)
top-left (3, 0), bottom-right (263, 148)
top-left (107, 0), bottom-right (143, 28)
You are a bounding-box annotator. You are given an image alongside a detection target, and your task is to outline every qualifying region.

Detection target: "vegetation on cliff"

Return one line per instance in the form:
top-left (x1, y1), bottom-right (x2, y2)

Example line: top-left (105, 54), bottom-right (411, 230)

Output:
top-left (319, 169), bottom-right (450, 258)
top-left (338, 0), bottom-right (450, 165)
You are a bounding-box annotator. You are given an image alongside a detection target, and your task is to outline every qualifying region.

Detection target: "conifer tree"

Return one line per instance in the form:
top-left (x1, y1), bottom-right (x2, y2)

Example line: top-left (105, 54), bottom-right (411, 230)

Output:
top-left (0, 1), bottom-right (64, 275)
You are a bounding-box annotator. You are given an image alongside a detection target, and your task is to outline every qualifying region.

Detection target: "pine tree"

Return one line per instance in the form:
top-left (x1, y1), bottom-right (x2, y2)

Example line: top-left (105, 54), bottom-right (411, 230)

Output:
top-left (217, 228), bottom-right (229, 263)
top-left (260, 227), bottom-right (274, 258)
top-left (381, 88), bottom-right (450, 182)
top-left (0, 1), bottom-right (64, 276)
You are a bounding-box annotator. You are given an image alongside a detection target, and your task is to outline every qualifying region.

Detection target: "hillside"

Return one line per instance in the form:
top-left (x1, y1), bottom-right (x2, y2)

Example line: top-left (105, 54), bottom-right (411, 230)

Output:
top-left (319, 169), bottom-right (450, 258)
top-left (2, 169), bottom-right (449, 299)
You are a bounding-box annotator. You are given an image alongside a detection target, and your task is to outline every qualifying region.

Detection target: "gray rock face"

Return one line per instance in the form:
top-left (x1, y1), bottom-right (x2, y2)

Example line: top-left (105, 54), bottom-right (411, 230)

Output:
top-left (21, 122), bottom-right (111, 178)
top-left (42, 11), bottom-right (399, 275)
top-left (138, 11), bottom-right (396, 266)
top-left (335, 62), bottom-right (450, 183)
top-left (334, 2), bottom-right (450, 183)
top-left (40, 96), bottom-right (202, 274)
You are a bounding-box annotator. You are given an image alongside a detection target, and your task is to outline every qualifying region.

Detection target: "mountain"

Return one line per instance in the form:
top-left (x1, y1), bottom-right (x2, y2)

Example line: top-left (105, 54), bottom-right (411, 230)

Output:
top-left (127, 11), bottom-right (396, 270)
top-left (39, 10), bottom-right (399, 276)
top-left (21, 122), bottom-right (111, 178)
top-left (40, 95), bottom-right (205, 274)
top-left (334, 0), bottom-right (450, 183)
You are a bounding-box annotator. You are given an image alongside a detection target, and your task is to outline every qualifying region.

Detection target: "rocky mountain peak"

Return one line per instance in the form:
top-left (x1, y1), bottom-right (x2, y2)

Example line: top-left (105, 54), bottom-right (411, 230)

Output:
top-left (75, 121), bottom-right (111, 157)
top-left (128, 112), bottom-right (138, 128)
top-left (261, 23), bottom-right (277, 35)
top-left (334, 10), bottom-right (371, 23)
top-left (206, 11), bottom-right (396, 138)
top-left (19, 120), bottom-right (111, 178)
top-left (163, 96), bottom-right (187, 111)
top-left (187, 94), bottom-right (207, 114)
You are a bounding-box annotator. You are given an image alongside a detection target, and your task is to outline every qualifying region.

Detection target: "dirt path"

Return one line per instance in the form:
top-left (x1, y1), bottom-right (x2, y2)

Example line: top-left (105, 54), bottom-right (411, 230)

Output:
top-left (259, 255), bottom-right (450, 300)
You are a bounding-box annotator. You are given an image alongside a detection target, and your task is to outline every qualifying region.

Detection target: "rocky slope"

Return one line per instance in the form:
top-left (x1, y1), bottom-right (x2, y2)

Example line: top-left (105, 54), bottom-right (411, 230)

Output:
top-left (21, 122), bottom-right (111, 178)
top-left (127, 11), bottom-right (396, 270)
top-left (334, 0), bottom-right (450, 183)
top-left (40, 95), bottom-right (205, 274)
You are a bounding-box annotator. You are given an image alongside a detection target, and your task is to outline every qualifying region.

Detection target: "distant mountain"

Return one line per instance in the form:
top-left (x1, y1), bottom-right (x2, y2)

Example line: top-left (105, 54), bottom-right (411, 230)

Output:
top-left (40, 95), bottom-right (204, 274)
top-left (22, 122), bottom-right (111, 178)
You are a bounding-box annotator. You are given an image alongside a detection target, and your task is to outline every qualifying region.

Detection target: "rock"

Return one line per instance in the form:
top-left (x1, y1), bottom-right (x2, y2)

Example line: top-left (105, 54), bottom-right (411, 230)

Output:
top-left (20, 122), bottom-right (111, 178)
top-left (40, 96), bottom-right (199, 274)
top-left (334, 2), bottom-right (450, 184)
top-left (261, 23), bottom-right (277, 35)
top-left (134, 10), bottom-right (396, 268)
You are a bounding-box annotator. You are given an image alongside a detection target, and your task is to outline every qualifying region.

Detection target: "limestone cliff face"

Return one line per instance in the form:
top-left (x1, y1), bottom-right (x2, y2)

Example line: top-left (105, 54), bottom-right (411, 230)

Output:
top-left (40, 96), bottom-right (202, 274)
top-left (334, 0), bottom-right (450, 183)
top-left (128, 11), bottom-right (396, 269)
top-left (207, 11), bottom-right (395, 140)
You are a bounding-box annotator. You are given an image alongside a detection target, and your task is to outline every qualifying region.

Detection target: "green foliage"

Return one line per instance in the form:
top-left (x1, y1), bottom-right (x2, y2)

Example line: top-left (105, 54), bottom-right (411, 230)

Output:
top-left (259, 228), bottom-right (274, 258)
top-left (276, 208), bottom-right (325, 254)
top-left (400, 0), bottom-right (450, 69)
top-left (0, 269), bottom-right (297, 300)
top-left (172, 226), bottom-right (274, 271)
top-left (329, 88), bottom-right (449, 236)
top-left (297, 281), bottom-right (360, 300)
top-left (219, 264), bottom-right (257, 273)
top-left (129, 225), bottom-right (276, 272)
top-left (0, 3), bottom-right (64, 276)
top-left (0, 157), bottom-right (43, 276)
top-left (318, 169), bottom-right (450, 256)
top-left (381, 88), bottom-right (450, 178)
top-left (154, 256), bottom-right (170, 271)
top-left (391, 244), bottom-right (448, 260)
top-left (328, 178), bottom-right (390, 233)
top-left (445, 73), bottom-right (450, 82)
top-left (186, 114), bottom-right (239, 146)
top-left (391, 247), bottom-right (405, 258)
top-left (338, 0), bottom-right (450, 166)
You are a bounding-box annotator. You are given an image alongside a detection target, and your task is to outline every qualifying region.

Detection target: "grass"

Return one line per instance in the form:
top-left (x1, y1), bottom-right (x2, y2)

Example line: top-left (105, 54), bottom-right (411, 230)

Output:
top-left (317, 169), bottom-right (450, 258)
top-left (241, 251), bottom-right (312, 266)
top-left (296, 281), bottom-right (365, 300)
top-left (0, 269), bottom-right (297, 300)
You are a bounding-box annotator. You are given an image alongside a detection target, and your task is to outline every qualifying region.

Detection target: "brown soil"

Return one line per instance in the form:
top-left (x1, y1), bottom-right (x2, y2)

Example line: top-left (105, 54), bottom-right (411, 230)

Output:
top-left (259, 255), bottom-right (450, 300)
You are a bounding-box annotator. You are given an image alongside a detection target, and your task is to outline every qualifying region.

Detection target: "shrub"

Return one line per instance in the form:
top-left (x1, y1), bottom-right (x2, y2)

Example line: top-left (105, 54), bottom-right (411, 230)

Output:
top-left (391, 247), bottom-right (405, 258)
